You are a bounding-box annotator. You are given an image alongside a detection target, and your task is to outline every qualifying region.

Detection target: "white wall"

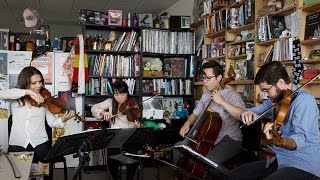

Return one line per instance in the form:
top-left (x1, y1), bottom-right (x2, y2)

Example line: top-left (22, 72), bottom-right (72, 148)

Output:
top-left (162, 0), bottom-right (195, 22)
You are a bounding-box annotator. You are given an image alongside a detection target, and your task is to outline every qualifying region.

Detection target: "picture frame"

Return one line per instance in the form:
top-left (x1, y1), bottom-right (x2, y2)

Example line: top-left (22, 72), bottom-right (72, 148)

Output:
top-left (108, 10), bottom-right (122, 26)
top-left (181, 16), bottom-right (191, 28)
top-left (139, 14), bottom-right (153, 27)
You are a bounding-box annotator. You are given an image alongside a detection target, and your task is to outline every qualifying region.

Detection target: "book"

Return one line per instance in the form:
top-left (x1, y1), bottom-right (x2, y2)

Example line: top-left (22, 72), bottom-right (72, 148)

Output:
top-left (304, 12), bottom-right (320, 40)
top-left (163, 58), bottom-right (186, 77)
top-left (163, 63), bottom-right (171, 77)
top-left (108, 10), bottom-right (122, 26)
top-left (268, 15), bottom-right (286, 38)
top-left (142, 96), bottom-right (164, 119)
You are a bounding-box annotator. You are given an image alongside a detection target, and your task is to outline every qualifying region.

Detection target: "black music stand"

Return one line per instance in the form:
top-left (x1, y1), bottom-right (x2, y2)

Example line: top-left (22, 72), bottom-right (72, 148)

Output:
top-left (44, 128), bottom-right (151, 180)
top-left (44, 128), bottom-right (118, 180)
top-left (174, 145), bottom-right (228, 175)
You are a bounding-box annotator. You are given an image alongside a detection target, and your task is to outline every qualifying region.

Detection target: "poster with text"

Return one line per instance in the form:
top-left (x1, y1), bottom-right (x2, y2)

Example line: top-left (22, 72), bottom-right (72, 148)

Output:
top-left (54, 52), bottom-right (72, 94)
top-left (7, 51), bottom-right (32, 74)
top-left (31, 52), bottom-right (54, 84)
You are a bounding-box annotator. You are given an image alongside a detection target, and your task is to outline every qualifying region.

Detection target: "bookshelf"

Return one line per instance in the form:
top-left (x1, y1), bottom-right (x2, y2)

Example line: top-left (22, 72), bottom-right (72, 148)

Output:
top-left (82, 24), bottom-right (141, 132)
top-left (192, 0), bottom-right (320, 105)
top-left (193, 0), bottom-right (255, 103)
top-left (82, 24), bottom-right (195, 128)
top-left (82, 24), bottom-right (195, 168)
top-left (141, 28), bottom-right (195, 128)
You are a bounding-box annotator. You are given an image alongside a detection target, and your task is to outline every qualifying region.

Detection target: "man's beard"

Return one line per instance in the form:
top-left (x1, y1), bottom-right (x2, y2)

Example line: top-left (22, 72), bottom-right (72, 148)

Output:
top-left (272, 86), bottom-right (286, 103)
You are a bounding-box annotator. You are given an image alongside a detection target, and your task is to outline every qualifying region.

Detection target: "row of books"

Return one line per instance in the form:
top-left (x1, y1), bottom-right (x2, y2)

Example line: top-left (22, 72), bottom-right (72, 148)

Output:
top-left (111, 30), bottom-right (139, 52)
top-left (202, 42), bottom-right (225, 59)
top-left (204, 0), bottom-right (254, 34)
top-left (259, 37), bottom-right (295, 65)
top-left (256, 15), bottom-right (286, 42)
top-left (142, 79), bottom-right (192, 96)
top-left (88, 54), bottom-right (140, 77)
top-left (87, 78), bottom-right (136, 95)
top-left (142, 29), bottom-right (195, 54)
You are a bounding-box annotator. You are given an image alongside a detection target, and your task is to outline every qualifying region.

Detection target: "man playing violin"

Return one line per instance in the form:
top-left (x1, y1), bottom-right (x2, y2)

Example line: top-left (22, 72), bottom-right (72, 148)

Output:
top-left (177, 61), bottom-right (246, 178)
top-left (1, 66), bottom-right (75, 163)
top-left (91, 80), bottom-right (142, 180)
top-left (211, 61), bottom-right (320, 179)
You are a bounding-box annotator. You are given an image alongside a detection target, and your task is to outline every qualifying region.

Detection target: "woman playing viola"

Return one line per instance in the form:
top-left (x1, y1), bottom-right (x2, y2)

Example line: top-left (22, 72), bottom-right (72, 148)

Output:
top-left (91, 80), bottom-right (142, 180)
top-left (91, 80), bottom-right (142, 128)
top-left (1, 66), bottom-right (75, 163)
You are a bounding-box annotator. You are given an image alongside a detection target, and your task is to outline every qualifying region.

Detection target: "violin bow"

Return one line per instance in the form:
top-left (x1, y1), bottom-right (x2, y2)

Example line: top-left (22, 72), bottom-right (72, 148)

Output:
top-left (240, 73), bottom-right (320, 128)
top-left (100, 94), bottom-right (160, 122)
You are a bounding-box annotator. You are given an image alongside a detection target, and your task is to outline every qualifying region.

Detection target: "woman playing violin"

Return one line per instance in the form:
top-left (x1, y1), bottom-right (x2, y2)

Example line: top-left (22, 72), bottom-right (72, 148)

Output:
top-left (91, 80), bottom-right (142, 180)
top-left (212, 61), bottom-right (320, 179)
top-left (91, 80), bottom-right (141, 128)
top-left (176, 61), bottom-right (246, 179)
top-left (1, 66), bottom-right (75, 163)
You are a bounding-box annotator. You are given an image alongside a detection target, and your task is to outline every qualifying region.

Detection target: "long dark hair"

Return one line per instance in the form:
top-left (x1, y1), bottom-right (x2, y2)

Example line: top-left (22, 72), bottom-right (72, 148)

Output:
top-left (111, 80), bottom-right (130, 122)
top-left (17, 66), bottom-right (44, 106)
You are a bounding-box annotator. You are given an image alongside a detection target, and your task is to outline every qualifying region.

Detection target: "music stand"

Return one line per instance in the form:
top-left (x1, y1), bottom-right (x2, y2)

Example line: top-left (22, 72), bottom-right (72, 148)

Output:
top-left (44, 128), bottom-right (151, 180)
top-left (44, 128), bottom-right (118, 180)
top-left (174, 145), bottom-right (228, 175)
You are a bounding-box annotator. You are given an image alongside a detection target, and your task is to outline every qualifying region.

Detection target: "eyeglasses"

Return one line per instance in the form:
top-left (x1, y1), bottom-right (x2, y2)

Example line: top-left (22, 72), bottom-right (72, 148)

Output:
top-left (202, 76), bottom-right (215, 82)
top-left (261, 85), bottom-right (273, 92)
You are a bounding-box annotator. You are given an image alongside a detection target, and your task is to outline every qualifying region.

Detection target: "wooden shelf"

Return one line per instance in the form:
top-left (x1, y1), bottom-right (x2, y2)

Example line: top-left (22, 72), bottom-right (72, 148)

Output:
top-left (243, 98), bottom-right (254, 102)
top-left (271, 5), bottom-right (296, 16)
top-left (302, 59), bottom-right (320, 64)
top-left (299, 79), bottom-right (320, 85)
top-left (191, 19), bottom-right (204, 28)
top-left (227, 23), bottom-right (255, 34)
top-left (228, 80), bottom-right (254, 85)
top-left (227, 38), bottom-right (254, 45)
top-left (228, 0), bottom-right (245, 8)
top-left (300, 39), bottom-right (320, 45)
top-left (204, 55), bottom-right (226, 61)
top-left (256, 38), bottom-right (278, 46)
top-left (301, 2), bottom-right (320, 12)
top-left (228, 54), bottom-right (247, 60)
top-left (206, 30), bottom-right (226, 38)
top-left (282, 59), bottom-right (320, 65)
top-left (194, 82), bottom-right (204, 86)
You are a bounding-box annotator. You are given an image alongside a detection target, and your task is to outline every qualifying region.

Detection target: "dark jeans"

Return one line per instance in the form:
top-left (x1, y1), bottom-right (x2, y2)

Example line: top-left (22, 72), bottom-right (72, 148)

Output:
top-left (108, 157), bottom-right (138, 180)
top-left (227, 159), bottom-right (320, 180)
top-left (8, 141), bottom-right (51, 163)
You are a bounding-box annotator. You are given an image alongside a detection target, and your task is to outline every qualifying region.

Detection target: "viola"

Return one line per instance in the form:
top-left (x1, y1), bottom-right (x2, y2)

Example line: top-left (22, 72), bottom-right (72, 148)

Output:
top-left (28, 88), bottom-right (84, 122)
top-left (118, 97), bottom-right (142, 122)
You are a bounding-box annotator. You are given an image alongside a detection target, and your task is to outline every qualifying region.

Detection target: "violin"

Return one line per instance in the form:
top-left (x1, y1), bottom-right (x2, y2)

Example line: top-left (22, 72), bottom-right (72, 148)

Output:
top-left (28, 88), bottom-right (84, 122)
top-left (119, 97), bottom-right (141, 122)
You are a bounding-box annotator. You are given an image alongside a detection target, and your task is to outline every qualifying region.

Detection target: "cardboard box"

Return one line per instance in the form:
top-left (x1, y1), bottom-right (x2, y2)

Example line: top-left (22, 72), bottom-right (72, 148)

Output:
top-left (143, 71), bottom-right (163, 77)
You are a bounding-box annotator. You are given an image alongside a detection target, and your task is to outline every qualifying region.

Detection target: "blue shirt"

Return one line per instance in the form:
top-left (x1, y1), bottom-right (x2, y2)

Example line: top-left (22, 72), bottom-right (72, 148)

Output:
top-left (250, 85), bottom-right (320, 177)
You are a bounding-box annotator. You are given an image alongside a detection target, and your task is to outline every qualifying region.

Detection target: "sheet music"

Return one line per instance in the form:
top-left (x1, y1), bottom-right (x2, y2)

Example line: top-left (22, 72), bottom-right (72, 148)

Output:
top-left (174, 145), bottom-right (218, 168)
top-left (124, 152), bottom-right (150, 158)
top-left (61, 128), bottom-right (102, 137)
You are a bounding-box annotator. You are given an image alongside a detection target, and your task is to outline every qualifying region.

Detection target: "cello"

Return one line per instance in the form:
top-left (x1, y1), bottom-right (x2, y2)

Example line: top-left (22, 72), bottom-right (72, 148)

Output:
top-left (176, 76), bottom-right (233, 179)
